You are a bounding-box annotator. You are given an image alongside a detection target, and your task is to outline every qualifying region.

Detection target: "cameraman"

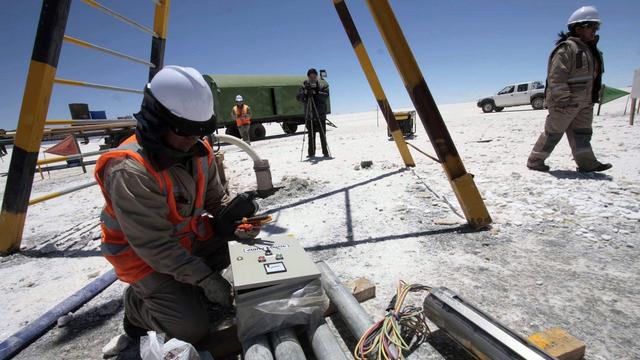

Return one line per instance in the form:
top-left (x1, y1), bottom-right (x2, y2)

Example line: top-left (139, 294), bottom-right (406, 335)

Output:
top-left (297, 68), bottom-right (330, 158)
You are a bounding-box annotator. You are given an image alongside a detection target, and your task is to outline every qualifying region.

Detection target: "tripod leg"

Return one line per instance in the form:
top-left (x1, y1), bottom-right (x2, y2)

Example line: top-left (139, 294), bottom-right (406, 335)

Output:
top-left (310, 99), bottom-right (331, 157)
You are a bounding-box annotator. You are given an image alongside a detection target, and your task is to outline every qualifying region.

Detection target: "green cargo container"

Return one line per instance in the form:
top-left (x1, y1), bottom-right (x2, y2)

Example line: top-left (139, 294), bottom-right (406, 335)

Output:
top-left (203, 74), bottom-right (330, 140)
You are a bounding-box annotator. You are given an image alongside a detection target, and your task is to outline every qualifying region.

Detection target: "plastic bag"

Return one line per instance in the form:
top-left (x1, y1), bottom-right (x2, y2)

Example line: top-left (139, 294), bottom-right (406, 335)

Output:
top-left (140, 331), bottom-right (201, 360)
top-left (140, 331), bottom-right (164, 360)
top-left (236, 278), bottom-right (329, 342)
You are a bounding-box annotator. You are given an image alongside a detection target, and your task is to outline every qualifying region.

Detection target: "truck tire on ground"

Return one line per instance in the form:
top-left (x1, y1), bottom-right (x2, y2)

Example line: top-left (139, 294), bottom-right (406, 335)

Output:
top-left (482, 102), bottom-right (495, 113)
top-left (250, 123), bottom-right (266, 141)
top-left (282, 122), bottom-right (298, 135)
top-left (225, 125), bottom-right (241, 138)
top-left (531, 97), bottom-right (544, 110)
top-left (495, 107), bottom-right (504, 112)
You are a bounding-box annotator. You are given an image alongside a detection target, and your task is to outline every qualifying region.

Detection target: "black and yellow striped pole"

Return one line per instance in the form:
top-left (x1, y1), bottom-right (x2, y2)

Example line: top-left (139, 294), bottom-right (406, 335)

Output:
top-left (0, 0), bottom-right (72, 253)
top-left (365, 0), bottom-right (491, 229)
top-left (149, 0), bottom-right (170, 81)
top-left (333, 0), bottom-right (415, 167)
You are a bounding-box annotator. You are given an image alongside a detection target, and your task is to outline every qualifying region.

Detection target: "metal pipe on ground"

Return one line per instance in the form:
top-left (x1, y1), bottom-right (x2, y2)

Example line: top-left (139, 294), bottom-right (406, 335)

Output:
top-left (0, 270), bottom-right (117, 360)
top-left (270, 328), bottom-right (306, 360)
top-left (316, 261), bottom-right (374, 338)
top-left (214, 134), bottom-right (274, 196)
top-left (243, 334), bottom-right (274, 360)
top-left (307, 321), bottom-right (349, 360)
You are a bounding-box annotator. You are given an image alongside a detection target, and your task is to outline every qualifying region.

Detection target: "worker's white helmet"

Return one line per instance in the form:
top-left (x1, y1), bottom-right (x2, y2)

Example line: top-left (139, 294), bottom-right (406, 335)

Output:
top-left (235, 95), bottom-right (244, 102)
top-left (146, 65), bottom-right (215, 136)
top-left (567, 6), bottom-right (601, 26)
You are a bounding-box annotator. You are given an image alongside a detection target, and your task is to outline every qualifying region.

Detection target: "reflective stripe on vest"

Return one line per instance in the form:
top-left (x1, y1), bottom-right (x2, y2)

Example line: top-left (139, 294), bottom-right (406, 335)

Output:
top-left (234, 105), bottom-right (251, 126)
top-left (95, 135), bottom-right (214, 283)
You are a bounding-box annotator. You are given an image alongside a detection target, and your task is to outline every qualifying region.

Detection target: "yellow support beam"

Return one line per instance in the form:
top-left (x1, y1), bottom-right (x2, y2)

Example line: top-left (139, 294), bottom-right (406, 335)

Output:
top-left (332, 0), bottom-right (415, 167)
top-left (365, 0), bottom-right (492, 229)
top-left (0, 0), bottom-right (72, 254)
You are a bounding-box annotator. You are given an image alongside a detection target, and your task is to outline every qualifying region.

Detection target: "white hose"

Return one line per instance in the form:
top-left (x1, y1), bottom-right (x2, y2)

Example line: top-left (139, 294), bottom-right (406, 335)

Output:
top-left (214, 134), bottom-right (261, 162)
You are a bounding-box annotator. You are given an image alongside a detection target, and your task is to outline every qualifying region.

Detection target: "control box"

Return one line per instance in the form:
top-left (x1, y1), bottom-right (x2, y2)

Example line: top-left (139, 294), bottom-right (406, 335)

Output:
top-left (228, 235), bottom-right (320, 292)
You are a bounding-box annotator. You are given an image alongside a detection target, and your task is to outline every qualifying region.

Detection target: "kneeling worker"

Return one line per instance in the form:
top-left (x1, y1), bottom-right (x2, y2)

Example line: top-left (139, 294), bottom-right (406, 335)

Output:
top-left (95, 66), bottom-right (258, 353)
top-left (231, 95), bottom-right (252, 144)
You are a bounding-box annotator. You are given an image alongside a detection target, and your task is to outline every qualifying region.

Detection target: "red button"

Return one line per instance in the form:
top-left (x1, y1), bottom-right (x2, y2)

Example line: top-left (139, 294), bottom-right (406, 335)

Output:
top-left (258, 256), bottom-right (266, 263)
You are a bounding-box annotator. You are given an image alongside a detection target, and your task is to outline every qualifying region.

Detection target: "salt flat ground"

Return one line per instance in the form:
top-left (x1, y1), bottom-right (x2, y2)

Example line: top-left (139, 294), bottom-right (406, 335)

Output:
top-left (1, 95), bottom-right (638, 359)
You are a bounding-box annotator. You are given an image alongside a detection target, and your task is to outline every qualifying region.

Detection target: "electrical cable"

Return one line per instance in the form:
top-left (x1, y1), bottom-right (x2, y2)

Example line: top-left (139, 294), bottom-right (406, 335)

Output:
top-left (354, 281), bottom-right (433, 360)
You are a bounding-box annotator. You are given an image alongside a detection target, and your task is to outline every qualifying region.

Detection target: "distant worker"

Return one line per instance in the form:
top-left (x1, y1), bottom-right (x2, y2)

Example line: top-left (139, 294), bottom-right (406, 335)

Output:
top-left (297, 68), bottom-right (330, 158)
top-left (527, 6), bottom-right (611, 173)
top-left (95, 66), bottom-right (259, 353)
top-left (231, 95), bottom-right (252, 144)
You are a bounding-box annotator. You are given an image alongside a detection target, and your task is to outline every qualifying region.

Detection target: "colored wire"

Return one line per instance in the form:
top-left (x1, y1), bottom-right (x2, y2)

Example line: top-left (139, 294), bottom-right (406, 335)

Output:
top-left (354, 281), bottom-right (432, 360)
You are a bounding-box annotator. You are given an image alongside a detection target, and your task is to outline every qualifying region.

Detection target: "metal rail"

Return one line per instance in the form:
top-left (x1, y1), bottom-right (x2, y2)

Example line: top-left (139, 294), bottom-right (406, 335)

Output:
top-left (37, 149), bottom-right (108, 166)
top-left (28, 180), bottom-right (98, 206)
top-left (64, 35), bottom-right (155, 67)
top-left (81, 0), bottom-right (157, 36)
top-left (54, 77), bottom-right (144, 94)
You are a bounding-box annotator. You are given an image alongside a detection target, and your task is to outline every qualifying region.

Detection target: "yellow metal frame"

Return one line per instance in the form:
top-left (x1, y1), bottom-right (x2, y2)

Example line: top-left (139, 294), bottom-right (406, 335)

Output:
top-left (365, 0), bottom-right (492, 229)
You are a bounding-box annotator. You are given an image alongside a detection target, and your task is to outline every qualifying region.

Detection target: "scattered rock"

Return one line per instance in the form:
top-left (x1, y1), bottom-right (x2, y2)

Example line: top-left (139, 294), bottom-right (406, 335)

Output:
top-left (536, 280), bottom-right (544, 286)
top-left (360, 160), bottom-right (373, 169)
top-left (353, 164), bottom-right (361, 171)
top-left (87, 270), bottom-right (101, 279)
top-left (601, 235), bottom-right (612, 241)
top-left (102, 334), bottom-right (131, 357)
top-left (434, 217), bottom-right (462, 226)
top-left (57, 313), bottom-right (74, 327)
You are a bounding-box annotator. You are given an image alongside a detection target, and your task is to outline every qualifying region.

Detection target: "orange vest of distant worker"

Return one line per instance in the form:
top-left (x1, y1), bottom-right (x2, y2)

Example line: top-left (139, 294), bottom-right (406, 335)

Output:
top-left (233, 104), bottom-right (251, 126)
top-left (94, 135), bottom-right (214, 283)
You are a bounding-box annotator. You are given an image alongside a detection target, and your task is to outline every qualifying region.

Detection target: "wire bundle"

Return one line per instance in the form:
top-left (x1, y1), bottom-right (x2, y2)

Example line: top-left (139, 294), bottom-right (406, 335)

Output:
top-left (354, 281), bottom-right (433, 360)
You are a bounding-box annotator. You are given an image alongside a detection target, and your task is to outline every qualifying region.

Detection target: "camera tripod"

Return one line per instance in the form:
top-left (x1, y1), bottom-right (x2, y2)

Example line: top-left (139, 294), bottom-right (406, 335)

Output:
top-left (300, 94), bottom-right (332, 161)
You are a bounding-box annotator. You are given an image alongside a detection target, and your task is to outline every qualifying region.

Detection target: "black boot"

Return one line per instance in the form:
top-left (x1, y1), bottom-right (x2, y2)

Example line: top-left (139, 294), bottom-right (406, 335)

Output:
top-left (577, 162), bottom-right (612, 173)
top-left (123, 314), bottom-right (147, 338)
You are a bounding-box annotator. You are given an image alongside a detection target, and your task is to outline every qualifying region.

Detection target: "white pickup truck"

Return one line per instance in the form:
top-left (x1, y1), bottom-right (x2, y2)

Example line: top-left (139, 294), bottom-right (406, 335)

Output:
top-left (477, 81), bottom-right (546, 113)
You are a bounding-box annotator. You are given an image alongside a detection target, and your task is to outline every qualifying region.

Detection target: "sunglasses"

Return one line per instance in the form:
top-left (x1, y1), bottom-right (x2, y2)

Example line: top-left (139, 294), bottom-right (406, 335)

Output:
top-left (577, 22), bottom-right (600, 31)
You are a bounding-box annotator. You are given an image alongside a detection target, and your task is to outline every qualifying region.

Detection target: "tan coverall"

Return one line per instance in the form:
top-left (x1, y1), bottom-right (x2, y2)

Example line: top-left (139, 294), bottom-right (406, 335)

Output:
top-left (528, 36), bottom-right (604, 170)
top-left (102, 148), bottom-right (232, 352)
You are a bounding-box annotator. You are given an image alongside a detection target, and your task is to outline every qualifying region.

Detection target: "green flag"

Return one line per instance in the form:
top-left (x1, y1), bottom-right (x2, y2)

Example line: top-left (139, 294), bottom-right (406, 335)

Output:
top-left (601, 85), bottom-right (630, 104)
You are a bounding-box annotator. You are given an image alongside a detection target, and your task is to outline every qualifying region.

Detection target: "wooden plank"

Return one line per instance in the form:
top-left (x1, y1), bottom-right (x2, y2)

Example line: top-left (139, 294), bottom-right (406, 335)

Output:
top-left (528, 327), bottom-right (585, 360)
top-left (325, 277), bottom-right (376, 316)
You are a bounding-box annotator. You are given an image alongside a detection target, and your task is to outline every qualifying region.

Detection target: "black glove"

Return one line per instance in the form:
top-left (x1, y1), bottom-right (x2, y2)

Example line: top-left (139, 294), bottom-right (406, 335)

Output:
top-left (213, 192), bottom-right (259, 238)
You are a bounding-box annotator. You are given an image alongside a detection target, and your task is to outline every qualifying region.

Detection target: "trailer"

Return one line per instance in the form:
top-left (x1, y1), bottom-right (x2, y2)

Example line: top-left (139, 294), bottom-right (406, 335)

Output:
top-left (204, 74), bottom-right (331, 141)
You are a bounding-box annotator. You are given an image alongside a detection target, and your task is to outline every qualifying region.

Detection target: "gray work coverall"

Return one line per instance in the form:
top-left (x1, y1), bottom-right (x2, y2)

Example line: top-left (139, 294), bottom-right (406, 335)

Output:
top-left (102, 152), bottom-right (232, 352)
top-left (528, 36), bottom-right (604, 170)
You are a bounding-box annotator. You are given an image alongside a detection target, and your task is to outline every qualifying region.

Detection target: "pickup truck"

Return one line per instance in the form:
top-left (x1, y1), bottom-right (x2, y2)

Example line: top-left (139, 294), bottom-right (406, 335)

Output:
top-left (477, 81), bottom-right (545, 113)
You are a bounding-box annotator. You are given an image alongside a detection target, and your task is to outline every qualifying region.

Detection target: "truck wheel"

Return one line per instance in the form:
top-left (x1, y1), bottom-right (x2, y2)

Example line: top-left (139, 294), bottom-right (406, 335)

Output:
top-left (482, 102), bottom-right (494, 113)
top-left (495, 107), bottom-right (504, 112)
top-left (282, 122), bottom-right (298, 134)
top-left (531, 97), bottom-right (544, 110)
top-left (250, 123), bottom-right (266, 141)
top-left (225, 125), bottom-right (240, 138)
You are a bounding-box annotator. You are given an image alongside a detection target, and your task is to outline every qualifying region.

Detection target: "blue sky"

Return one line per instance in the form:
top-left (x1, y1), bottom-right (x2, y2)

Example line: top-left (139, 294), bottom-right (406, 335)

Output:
top-left (0, 1), bottom-right (638, 130)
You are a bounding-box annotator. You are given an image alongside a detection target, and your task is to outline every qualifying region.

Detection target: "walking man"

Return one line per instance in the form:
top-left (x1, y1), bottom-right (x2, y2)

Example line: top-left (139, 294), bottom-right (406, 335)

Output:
top-left (231, 95), bottom-right (252, 145)
top-left (297, 68), bottom-right (330, 158)
top-left (527, 6), bottom-right (611, 173)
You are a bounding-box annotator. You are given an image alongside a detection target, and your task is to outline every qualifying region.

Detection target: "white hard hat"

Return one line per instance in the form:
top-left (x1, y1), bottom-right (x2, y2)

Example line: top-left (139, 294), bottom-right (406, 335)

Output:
top-left (235, 95), bottom-right (244, 102)
top-left (567, 5), bottom-right (601, 25)
top-left (149, 65), bottom-right (214, 122)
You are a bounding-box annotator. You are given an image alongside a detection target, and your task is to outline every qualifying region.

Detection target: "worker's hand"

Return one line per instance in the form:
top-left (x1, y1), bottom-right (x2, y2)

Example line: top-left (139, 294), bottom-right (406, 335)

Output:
top-left (234, 223), bottom-right (261, 240)
top-left (198, 272), bottom-right (232, 307)
top-left (213, 192), bottom-right (259, 238)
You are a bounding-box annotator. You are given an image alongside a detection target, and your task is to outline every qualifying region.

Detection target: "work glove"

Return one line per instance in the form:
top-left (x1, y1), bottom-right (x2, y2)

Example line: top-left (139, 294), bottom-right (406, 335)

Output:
top-left (198, 272), bottom-right (232, 307)
top-left (213, 192), bottom-right (259, 238)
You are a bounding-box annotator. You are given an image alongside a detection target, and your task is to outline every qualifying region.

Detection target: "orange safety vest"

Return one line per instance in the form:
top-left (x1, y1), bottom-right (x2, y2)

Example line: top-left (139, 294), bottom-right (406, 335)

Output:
top-left (233, 104), bottom-right (251, 126)
top-left (94, 135), bottom-right (214, 283)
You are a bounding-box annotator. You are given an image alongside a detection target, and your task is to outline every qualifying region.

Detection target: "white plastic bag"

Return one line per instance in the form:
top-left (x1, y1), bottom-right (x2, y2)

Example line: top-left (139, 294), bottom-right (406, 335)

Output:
top-left (140, 331), bottom-right (201, 360)
top-left (140, 331), bottom-right (164, 360)
top-left (236, 278), bottom-right (330, 342)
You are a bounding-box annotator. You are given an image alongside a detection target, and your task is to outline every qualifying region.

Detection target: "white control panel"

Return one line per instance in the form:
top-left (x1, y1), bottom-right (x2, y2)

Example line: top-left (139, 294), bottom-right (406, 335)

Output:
top-left (228, 235), bottom-right (321, 291)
